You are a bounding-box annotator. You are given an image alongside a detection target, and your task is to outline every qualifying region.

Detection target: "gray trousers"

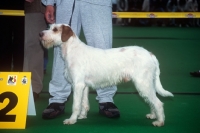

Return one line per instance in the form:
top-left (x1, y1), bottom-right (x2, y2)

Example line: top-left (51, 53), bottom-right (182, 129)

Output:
top-left (49, 0), bottom-right (117, 104)
top-left (23, 13), bottom-right (47, 93)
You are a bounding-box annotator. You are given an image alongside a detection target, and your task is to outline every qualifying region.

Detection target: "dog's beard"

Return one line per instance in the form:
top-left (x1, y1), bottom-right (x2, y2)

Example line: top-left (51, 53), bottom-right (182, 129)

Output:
top-left (41, 40), bottom-right (55, 49)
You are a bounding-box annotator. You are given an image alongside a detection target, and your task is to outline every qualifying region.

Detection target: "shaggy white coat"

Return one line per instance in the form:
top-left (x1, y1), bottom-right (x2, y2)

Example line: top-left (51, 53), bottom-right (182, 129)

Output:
top-left (40, 24), bottom-right (173, 127)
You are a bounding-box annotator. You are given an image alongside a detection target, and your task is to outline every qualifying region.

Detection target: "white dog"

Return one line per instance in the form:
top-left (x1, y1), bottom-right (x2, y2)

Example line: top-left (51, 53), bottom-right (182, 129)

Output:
top-left (40, 24), bottom-right (173, 127)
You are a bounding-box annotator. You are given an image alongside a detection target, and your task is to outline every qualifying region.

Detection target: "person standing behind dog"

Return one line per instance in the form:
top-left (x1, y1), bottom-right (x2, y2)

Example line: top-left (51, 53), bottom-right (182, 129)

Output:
top-left (41, 0), bottom-right (120, 119)
top-left (23, 0), bottom-right (47, 100)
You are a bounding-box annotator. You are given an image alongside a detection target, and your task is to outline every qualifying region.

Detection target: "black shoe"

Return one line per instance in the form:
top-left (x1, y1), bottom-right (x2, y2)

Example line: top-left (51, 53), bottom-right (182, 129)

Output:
top-left (42, 103), bottom-right (65, 119)
top-left (190, 70), bottom-right (200, 77)
top-left (99, 102), bottom-right (120, 118)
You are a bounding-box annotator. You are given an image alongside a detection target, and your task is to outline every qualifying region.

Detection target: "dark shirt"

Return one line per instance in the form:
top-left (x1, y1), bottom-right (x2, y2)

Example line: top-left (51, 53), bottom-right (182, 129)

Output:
top-left (179, 0), bottom-right (186, 6)
top-left (0, 0), bottom-right (24, 10)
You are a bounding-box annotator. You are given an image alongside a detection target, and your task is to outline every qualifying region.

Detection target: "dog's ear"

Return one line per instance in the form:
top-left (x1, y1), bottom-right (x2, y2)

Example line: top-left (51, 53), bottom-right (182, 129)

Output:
top-left (61, 25), bottom-right (73, 42)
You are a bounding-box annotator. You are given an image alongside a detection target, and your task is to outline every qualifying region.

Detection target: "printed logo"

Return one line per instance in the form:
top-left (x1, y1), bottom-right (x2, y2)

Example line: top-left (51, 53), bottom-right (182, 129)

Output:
top-left (186, 13), bottom-right (195, 18)
top-left (148, 13), bottom-right (157, 18)
top-left (112, 13), bottom-right (118, 18)
top-left (7, 75), bottom-right (17, 85)
top-left (21, 76), bottom-right (28, 85)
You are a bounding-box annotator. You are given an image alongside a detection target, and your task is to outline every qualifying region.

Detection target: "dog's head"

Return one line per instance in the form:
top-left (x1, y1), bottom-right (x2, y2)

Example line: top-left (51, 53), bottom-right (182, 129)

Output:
top-left (39, 24), bottom-right (74, 49)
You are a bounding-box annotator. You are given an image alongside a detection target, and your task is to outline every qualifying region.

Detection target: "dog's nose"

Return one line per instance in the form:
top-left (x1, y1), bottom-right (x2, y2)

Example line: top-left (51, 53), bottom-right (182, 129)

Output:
top-left (39, 32), bottom-right (44, 37)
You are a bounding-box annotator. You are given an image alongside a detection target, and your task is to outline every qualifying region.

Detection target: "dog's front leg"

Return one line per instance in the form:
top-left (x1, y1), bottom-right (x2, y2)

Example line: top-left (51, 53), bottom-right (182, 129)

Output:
top-left (78, 86), bottom-right (90, 119)
top-left (63, 83), bottom-right (85, 125)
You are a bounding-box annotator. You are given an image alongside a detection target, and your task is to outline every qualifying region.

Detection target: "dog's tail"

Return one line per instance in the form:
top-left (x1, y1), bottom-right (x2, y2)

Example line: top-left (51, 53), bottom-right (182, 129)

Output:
top-left (151, 54), bottom-right (174, 97)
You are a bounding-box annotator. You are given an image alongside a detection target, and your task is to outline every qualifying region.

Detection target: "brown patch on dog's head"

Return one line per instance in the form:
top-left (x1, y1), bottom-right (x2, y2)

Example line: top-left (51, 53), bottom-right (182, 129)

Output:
top-left (52, 27), bottom-right (59, 33)
top-left (61, 25), bottom-right (74, 42)
top-left (149, 52), bottom-right (154, 56)
top-left (119, 48), bottom-right (126, 52)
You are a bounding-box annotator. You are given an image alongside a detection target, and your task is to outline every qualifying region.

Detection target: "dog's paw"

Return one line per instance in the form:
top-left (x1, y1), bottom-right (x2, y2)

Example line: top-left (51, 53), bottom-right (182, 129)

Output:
top-left (63, 119), bottom-right (77, 125)
top-left (152, 121), bottom-right (164, 127)
top-left (146, 113), bottom-right (156, 119)
top-left (78, 115), bottom-right (87, 119)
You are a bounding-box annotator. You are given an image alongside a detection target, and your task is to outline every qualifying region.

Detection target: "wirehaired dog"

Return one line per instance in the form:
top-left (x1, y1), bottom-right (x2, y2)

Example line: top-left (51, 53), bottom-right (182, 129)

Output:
top-left (40, 24), bottom-right (173, 127)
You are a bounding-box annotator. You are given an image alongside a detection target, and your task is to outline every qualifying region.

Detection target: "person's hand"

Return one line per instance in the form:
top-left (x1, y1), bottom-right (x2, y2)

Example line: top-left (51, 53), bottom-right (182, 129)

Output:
top-left (45, 5), bottom-right (55, 24)
top-left (25, 0), bottom-right (34, 3)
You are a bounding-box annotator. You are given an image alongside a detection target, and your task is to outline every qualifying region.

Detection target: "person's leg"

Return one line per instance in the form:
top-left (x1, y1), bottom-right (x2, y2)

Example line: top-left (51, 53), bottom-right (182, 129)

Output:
top-left (47, 0), bottom-right (76, 104)
top-left (80, 1), bottom-right (119, 117)
top-left (42, 0), bottom-right (78, 119)
top-left (23, 13), bottom-right (46, 96)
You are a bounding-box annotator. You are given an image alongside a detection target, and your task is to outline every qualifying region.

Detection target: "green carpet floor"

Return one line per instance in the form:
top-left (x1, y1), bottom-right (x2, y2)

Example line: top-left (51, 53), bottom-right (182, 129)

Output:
top-left (1, 26), bottom-right (200, 133)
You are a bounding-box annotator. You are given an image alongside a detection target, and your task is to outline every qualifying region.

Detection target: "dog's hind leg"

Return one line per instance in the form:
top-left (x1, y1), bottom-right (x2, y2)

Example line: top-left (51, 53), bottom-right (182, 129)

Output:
top-left (133, 77), bottom-right (165, 127)
top-left (78, 86), bottom-right (90, 119)
top-left (63, 83), bottom-right (86, 125)
top-left (145, 94), bottom-right (164, 127)
top-left (151, 99), bottom-right (164, 127)
top-left (146, 106), bottom-right (156, 119)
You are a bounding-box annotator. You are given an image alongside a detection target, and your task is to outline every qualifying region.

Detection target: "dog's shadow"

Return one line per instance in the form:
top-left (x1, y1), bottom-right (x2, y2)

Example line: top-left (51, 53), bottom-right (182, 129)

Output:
top-left (77, 111), bottom-right (155, 127)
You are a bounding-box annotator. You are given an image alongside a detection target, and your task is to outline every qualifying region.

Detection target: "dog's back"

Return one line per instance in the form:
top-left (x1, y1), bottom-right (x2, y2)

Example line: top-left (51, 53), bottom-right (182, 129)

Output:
top-left (80, 45), bottom-right (157, 89)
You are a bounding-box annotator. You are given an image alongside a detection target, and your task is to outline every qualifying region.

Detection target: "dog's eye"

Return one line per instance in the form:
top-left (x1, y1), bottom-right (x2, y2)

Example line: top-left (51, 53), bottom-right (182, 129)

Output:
top-left (53, 28), bottom-right (58, 32)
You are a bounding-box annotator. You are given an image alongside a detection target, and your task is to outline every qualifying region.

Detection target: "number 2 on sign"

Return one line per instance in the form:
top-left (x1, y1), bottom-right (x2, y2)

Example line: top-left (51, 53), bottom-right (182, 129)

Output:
top-left (0, 92), bottom-right (18, 122)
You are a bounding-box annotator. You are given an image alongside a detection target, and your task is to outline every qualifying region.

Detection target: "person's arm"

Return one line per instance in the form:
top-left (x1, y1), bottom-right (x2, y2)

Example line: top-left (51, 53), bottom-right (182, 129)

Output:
top-left (41, 0), bottom-right (55, 24)
top-left (45, 5), bottom-right (55, 23)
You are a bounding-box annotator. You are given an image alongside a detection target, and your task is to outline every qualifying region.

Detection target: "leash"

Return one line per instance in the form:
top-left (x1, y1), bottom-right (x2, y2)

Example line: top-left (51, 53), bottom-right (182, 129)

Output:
top-left (69, 0), bottom-right (75, 26)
